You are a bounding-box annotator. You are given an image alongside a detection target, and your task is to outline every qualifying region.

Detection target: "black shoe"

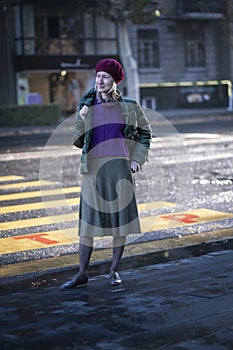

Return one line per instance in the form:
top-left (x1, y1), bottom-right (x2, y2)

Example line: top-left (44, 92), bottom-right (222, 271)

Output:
top-left (110, 271), bottom-right (122, 286)
top-left (60, 273), bottom-right (88, 291)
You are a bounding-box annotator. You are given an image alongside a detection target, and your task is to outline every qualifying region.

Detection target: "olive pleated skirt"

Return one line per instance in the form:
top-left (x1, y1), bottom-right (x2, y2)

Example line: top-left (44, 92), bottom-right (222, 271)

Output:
top-left (78, 157), bottom-right (141, 237)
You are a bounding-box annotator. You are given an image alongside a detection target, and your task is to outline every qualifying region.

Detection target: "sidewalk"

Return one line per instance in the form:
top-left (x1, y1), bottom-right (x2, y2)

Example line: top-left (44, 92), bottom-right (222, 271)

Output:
top-left (1, 226), bottom-right (233, 291)
top-left (1, 249), bottom-right (233, 350)
top-left (0, 108), bottom-right (232, 136)
top-left (158, 107), bottom-right (232, 118)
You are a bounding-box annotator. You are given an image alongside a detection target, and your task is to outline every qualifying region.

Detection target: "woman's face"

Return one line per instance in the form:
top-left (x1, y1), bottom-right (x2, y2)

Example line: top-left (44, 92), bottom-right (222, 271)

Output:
top-left (96, 71), bottom-right (115, 94)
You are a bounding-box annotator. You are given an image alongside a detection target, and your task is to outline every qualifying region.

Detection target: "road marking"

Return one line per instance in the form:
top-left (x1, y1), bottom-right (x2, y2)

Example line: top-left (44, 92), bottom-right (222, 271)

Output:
top-left (0, 201), bottom-right (174, 230)
top-left (0, 197), bottom-right (80, 214)
top-left (1, 227), bottom-right (233, 279)
top-left (0, 229), bottom-right (75, 254)
top-left (140, 208), bottom-right (233, 232)
top-left (0, 180), bottom-right (53, 190)
top-left (0, 212), bottom-right (78, 231)
top-left (138, 201), bottom-right (174, 210)
top-left (14, 233), bottom-right (59, 245)
top-left (0, 176), bottom-right (232, 262)
top-left (0, 199), bottom-right (173, 214)
top-left (160, 213), bottom-right (199, 224)
top-left (0, 208), bottom-right (232, 255)
top-left (0, 228), bottom-right (114, 255)
top-left (0, 186), bottom-right (81, 201)
top-left (157, 153), bottom-right (233, 165)
top-left (0, 175), bottom-right (25, 182)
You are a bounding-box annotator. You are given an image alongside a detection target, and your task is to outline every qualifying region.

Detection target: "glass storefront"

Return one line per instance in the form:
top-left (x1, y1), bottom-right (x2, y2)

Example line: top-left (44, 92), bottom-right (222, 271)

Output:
top-left (17, 69), bottom-right (95, 116)
top-left (13, 2), bottom-right (119, 113)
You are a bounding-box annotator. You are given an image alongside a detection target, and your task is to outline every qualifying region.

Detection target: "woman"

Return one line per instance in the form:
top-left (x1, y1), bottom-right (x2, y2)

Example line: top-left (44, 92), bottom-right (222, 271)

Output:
top-left (60, 58), bottom-right (152, 290)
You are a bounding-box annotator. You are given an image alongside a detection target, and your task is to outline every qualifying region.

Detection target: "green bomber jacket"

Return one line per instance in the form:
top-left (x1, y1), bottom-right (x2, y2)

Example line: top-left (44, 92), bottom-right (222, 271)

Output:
top-left (73, 88), bottom-right (153, 174)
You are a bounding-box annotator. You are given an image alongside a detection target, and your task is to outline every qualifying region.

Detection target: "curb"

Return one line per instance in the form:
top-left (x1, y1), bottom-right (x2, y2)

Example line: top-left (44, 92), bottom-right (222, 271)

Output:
top-left (1, 228), bottom-right (232, 292)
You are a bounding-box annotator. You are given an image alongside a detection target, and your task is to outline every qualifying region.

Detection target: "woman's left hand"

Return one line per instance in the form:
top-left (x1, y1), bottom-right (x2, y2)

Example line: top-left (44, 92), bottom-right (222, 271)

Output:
top-left (130, 161), bottom-right (140, 173)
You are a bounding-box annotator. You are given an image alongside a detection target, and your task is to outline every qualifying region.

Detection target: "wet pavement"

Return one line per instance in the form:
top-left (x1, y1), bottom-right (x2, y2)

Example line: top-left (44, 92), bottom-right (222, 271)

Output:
top-left (1, 249), bottom-right (233, 350)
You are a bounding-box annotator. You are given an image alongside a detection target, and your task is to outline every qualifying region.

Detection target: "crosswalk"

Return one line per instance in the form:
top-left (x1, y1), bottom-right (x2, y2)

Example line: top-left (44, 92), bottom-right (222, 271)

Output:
top-left (1, 175), bottom-right (233, 266)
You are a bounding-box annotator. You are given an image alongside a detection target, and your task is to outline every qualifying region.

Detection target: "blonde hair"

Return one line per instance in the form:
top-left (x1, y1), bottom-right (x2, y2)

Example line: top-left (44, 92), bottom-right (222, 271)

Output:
top-left (95, 81), bottom-right (121, 101)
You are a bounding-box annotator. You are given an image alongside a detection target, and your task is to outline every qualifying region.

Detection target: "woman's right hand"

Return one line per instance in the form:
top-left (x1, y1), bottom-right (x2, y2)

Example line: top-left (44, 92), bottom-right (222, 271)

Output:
top-left (79, 105), bottom-right (89, 121)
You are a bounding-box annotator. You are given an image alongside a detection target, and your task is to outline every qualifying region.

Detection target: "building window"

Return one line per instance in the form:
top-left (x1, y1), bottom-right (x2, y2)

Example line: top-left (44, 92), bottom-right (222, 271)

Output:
top-left (14, 4), bottom-right (118, 56)
top-left (185, 27), bottom-right (205, 67)
top-left (137, 29), bottom-right (159, 68)
top-left (34, 11), bottom-right (84, 55)
top-left (47, 16), bottom-right (60, 38)
top-left (142, 96), bottom-right (156, 110)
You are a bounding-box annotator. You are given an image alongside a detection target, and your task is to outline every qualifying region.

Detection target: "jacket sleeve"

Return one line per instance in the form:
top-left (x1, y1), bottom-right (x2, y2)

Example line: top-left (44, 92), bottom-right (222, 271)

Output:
top-left (130, 102), bottom-right (153, 166)
top-left (73, 88), bottom-right (96, 148)
top-left (73, 111), bottom-right (85, 148)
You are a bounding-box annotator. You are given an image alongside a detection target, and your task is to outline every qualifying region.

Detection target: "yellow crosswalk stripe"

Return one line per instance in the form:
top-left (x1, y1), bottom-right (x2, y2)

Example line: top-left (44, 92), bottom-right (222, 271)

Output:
top-left (1, 208), bottom-right (232, 255)
top-left (0, 212), bottom-right (78, 231)
top-left (0, 197), bottom-right (80, 214)
top-left (140, 208), bottom-right (233, 232)
top-left (138, 201), bottom-right (174, 210)
top-left (1, 176), bottom-right (231, 267)
top-left (0, 228), bottom-right (121, 256)
top-left (0, 228), bottom-right (77, 254)
top-left (0, 175), bottom-right (25, 182)
top-left (0, 199), bottom-right (172, 214)
top-left (0, 180), bottom-right (53, 190)
top-left (0, 186), bottom-right (81, 201)
top-left (0, 201), bottom-right (174, 230)
top-left (1, 227), bottom-right (233, 279)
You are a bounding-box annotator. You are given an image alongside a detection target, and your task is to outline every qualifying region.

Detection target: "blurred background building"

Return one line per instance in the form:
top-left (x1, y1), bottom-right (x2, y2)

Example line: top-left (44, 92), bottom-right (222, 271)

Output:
top-left (0, 0), bottom-right (232, 116)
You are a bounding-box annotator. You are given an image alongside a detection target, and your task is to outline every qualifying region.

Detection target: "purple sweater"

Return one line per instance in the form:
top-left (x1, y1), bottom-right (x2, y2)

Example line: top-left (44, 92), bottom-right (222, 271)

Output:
top-left (88, 99), bottom-right (129, 159)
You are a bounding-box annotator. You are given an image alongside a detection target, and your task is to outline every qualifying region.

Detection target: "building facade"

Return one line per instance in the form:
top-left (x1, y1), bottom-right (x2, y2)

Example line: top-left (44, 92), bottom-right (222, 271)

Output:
top-left (130, 0), bottom-right (232, 109)
top-left (1, 0), bottom-right (121, 115)
top-left (0, 0), bottom-right (232, 113)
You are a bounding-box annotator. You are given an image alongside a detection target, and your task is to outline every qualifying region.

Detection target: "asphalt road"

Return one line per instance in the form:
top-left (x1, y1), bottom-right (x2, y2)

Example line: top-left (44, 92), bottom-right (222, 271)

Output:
top-left (0, 109), bottom-right (233, 150)
top-left (0, 110), bottom-right (232, 281)
top-left (0, 110), bottom-right (233, 350)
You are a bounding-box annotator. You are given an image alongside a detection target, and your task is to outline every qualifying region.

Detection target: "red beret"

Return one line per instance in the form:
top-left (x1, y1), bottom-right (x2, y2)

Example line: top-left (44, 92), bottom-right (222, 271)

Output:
top-left (96, 58), bottom-right (124, 84)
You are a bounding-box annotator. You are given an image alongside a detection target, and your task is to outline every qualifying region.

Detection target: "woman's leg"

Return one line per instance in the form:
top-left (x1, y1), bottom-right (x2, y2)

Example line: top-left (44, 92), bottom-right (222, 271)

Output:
top-left (60, 236), bottom-right (93, 290)
top-left (111, 236), bottom-right (126, 272)
top-left (110, 236), bottom-right (126, 286)
top-left (79, 236), bottom-right (94, 276)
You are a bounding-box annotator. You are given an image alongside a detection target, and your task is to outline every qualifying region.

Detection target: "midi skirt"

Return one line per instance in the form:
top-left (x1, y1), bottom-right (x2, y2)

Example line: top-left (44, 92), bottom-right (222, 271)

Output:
top-left (78, 157), bottom-right (141, 237)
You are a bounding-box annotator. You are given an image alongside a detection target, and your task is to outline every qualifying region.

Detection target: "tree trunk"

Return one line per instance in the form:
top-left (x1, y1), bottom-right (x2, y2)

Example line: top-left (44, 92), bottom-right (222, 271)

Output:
top-left (118, 20), bottom-right (140, 101)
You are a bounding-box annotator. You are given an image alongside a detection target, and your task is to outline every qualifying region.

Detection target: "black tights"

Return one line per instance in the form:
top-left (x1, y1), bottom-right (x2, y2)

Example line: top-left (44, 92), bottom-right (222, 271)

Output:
top-left (111, 236), bottom-right (126, 272)
top-left (78, 236), bottom-right (126, 275)
top-left (78, 237), bottom-right (93, 276)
